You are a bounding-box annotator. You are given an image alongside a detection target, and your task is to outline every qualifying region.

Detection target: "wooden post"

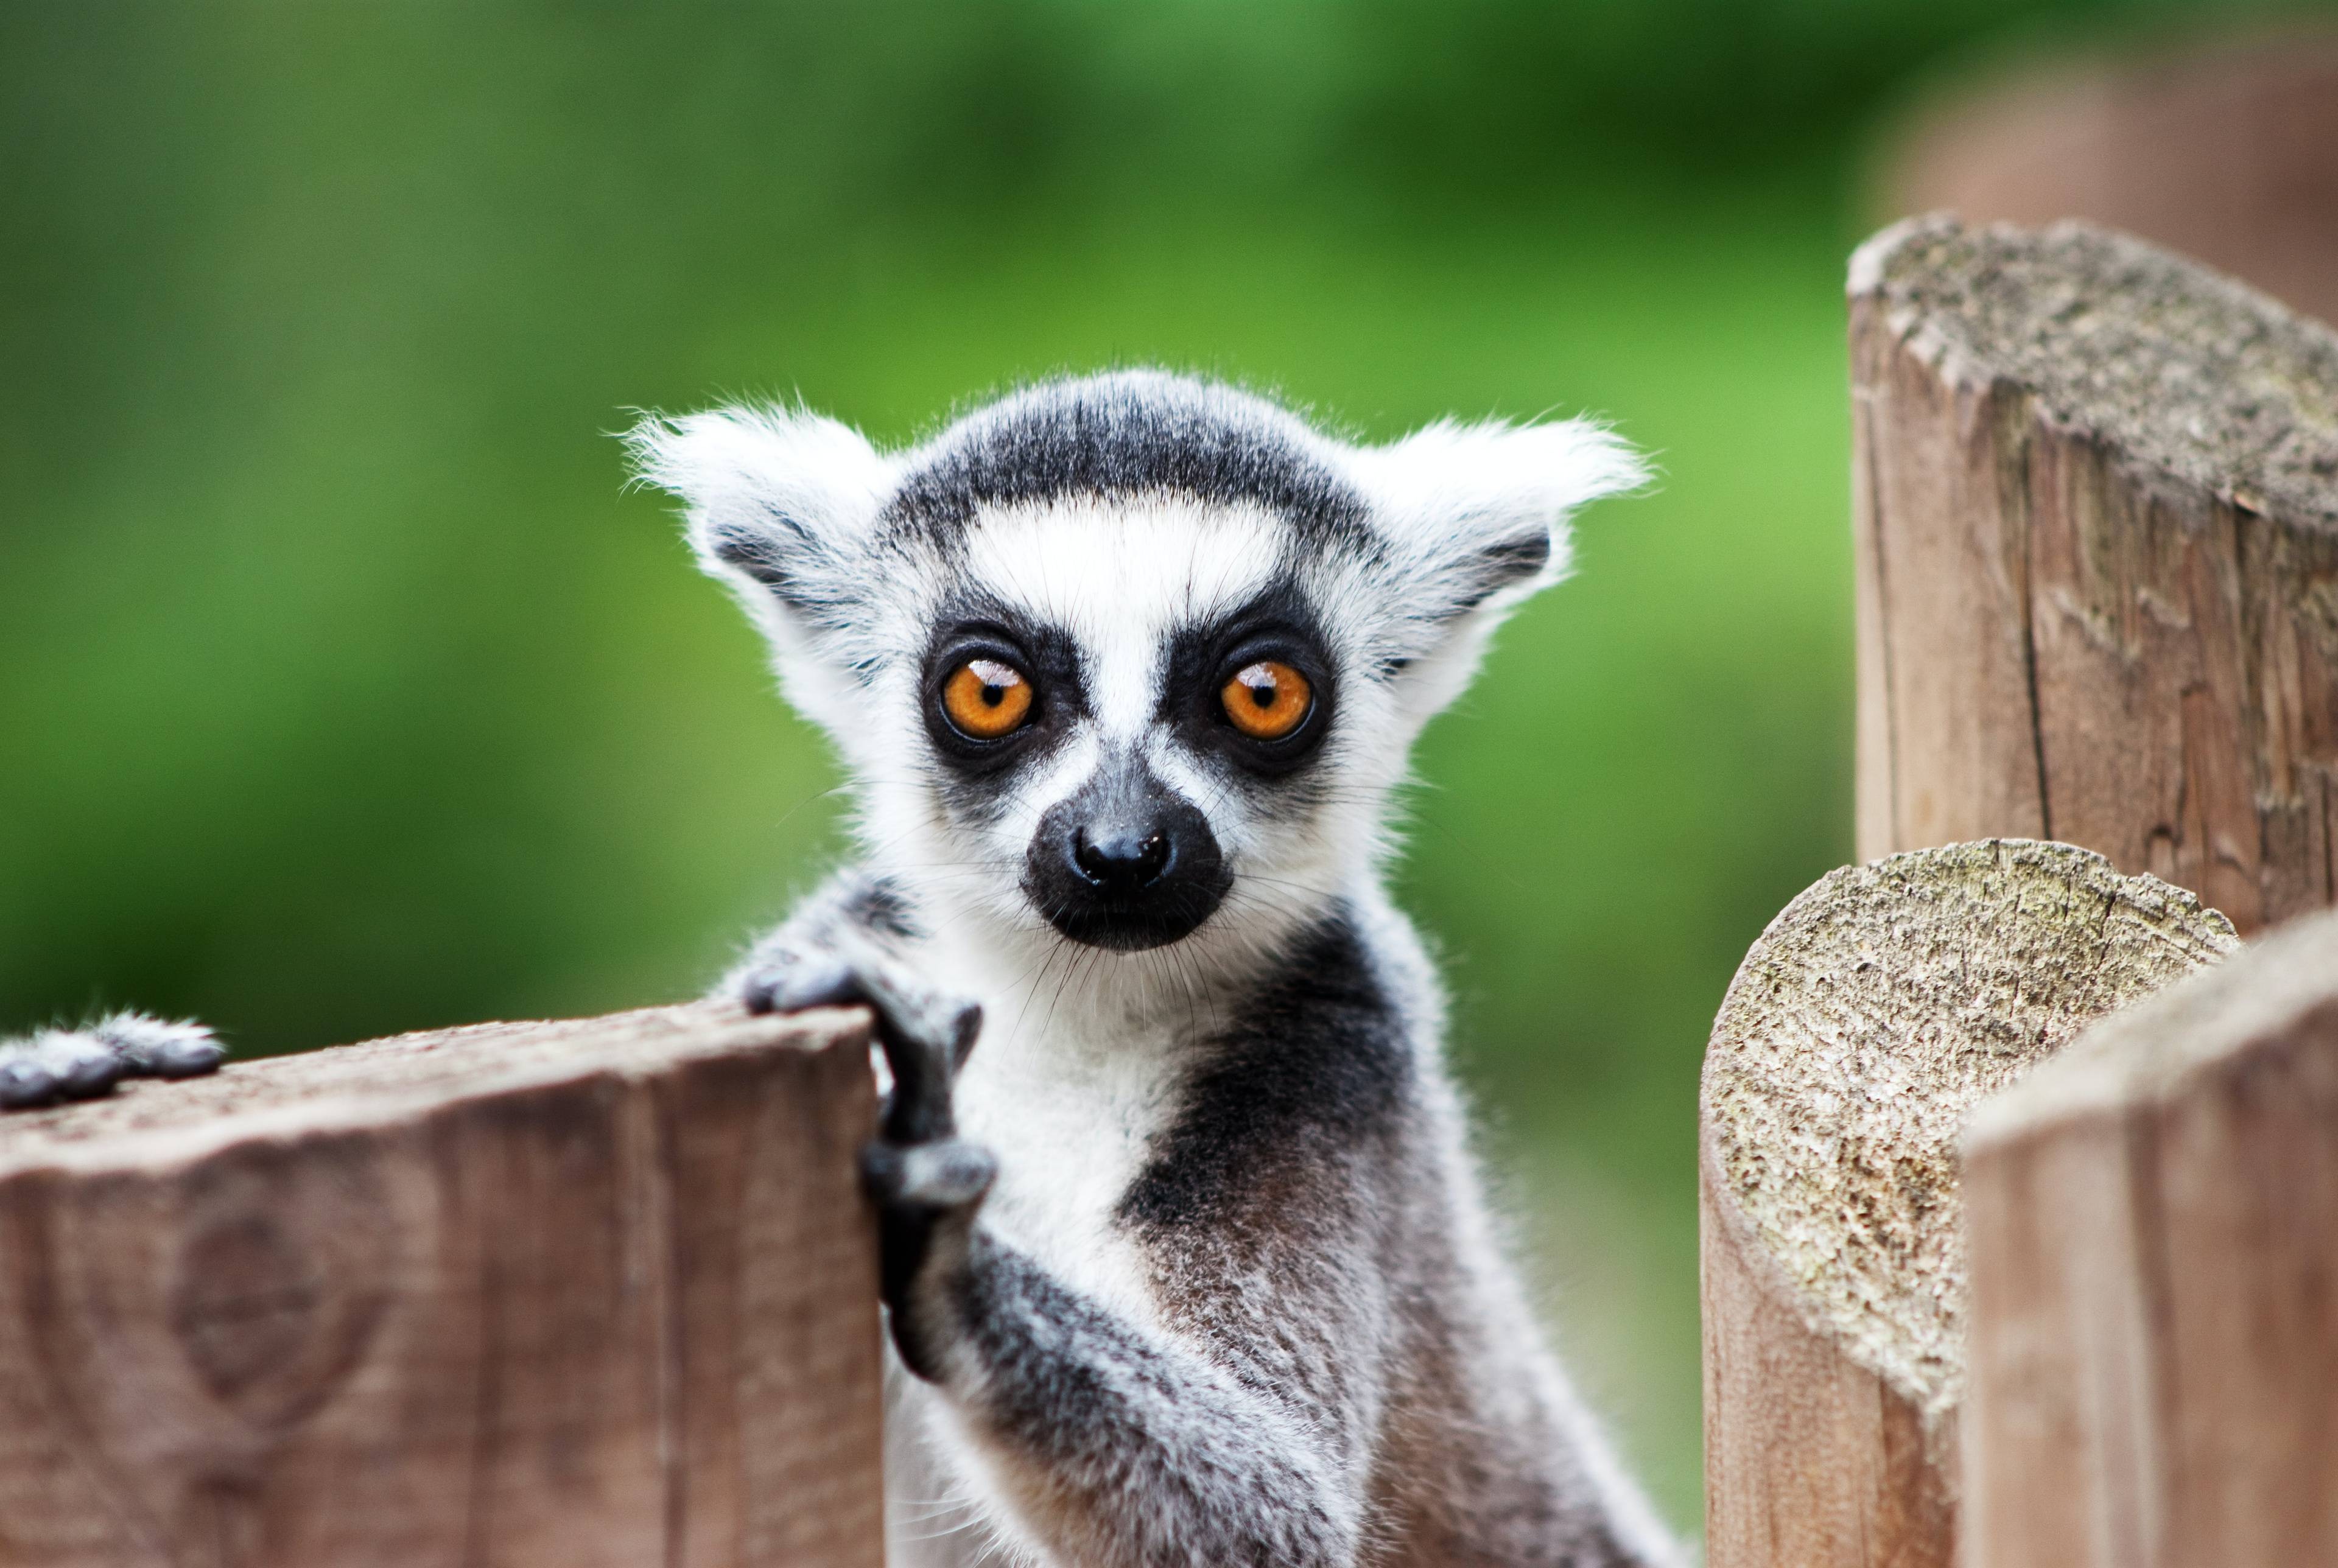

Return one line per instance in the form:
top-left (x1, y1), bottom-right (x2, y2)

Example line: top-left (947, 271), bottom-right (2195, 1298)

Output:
top-left (0, 1003), bottom-right (884, 1568)
top-left (1850, 215), bottom-right (2338, 935)
top-left (1700, 839), bottom-right (2234, 1568)
top-left (1963, 906), bottom-right (2338, 1567)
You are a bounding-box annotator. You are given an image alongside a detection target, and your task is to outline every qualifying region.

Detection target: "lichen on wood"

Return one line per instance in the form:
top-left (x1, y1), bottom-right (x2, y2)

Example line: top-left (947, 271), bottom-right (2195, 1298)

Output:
top-left (1853, 215), bottom-right (2338, 529)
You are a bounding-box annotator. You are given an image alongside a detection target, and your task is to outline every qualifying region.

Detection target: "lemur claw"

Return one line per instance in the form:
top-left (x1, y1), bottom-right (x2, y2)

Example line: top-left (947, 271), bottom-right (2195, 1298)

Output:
top-left (0, 1013), bottom-right (224, 1110)
top-left (862, 1137), bottom-right (999, 1211)
top-left (735, 936), bottom-right (980, 1144)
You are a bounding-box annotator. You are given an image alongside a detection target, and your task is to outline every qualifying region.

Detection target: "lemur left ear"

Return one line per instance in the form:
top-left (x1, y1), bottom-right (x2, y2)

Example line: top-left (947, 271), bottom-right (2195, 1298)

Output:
top-left (1348, 415), bottom-right (1646, 628)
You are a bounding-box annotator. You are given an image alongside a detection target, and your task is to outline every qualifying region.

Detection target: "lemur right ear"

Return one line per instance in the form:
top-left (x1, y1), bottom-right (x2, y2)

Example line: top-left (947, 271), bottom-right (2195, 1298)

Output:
top-left (627, 404), bottom-right (894, 638)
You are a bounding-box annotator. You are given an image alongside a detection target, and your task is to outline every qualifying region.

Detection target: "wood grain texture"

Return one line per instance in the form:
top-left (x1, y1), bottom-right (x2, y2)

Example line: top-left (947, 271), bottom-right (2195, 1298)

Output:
top-left (1963, 906), bottom-right (2338, 1568)
top-left (0, 1003), bottom-right (883, 1568)
top-left (1701, 840), bottom-right (2234, 1568)
top-left (1850, 215), bottom-right (2338, 934)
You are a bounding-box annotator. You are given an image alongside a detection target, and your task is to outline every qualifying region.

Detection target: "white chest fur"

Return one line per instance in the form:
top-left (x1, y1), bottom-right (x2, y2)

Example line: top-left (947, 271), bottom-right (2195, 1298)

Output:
top-left (947, 996), bottom-right (1185, 1317)
top-left (879, 961), bottom-right (1198, 1567)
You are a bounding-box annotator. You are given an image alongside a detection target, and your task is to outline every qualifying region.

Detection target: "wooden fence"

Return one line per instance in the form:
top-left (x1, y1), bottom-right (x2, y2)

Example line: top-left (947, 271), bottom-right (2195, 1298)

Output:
top-left (1705, 215), bottom-right (2338, 1567)
top-left (0, 1005), bottom-right (882, 1567)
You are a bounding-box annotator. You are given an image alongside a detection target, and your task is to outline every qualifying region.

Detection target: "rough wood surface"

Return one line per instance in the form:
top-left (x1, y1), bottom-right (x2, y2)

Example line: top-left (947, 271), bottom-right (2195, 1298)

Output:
top-left (1878, 33), bottom-right (2338, 327)
top-left (1850, 215), bottom-right (2338, 934)
top-left (1963, 906), bottom-right (2338, 1568)
top-left (0, 1002), bottom-right (883, 1568)
top-left (1701, 840), bottom-right (2234, 1568)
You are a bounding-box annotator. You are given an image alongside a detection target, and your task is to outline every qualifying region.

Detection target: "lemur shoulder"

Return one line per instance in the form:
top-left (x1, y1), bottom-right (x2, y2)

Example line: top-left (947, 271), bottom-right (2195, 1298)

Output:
top-left (634, 371), bottom-right (1679, 1568)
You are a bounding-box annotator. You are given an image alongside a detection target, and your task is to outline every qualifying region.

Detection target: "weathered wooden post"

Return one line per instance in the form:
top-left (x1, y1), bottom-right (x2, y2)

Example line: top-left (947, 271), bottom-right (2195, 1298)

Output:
top-left (1850, 215), bottom-right (2338, 934)
top-left (1699, 839), bottom-right (2234, 1568)
top-left (0, 1003), bottom-right (884, 1568)
top-left (1963, 906), bottom-right (2338, 1567)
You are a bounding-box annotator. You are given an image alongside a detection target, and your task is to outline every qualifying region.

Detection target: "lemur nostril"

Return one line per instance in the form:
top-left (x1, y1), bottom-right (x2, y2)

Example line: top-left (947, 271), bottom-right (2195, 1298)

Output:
top-left (1073, 828), bottom-right (1173, 891)
top-left (1132, 833), bottom-right (1170, 881)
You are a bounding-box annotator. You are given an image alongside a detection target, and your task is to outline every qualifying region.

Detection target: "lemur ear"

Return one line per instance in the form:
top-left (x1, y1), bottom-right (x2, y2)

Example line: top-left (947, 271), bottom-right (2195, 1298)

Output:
top-left (629, 404), bottom-right (897, 741)
top-left (628, 404), bottom-right (894, 637)
top-left (1352, 415), bottom-right (1646, 623)
top-left (1344, 416), bottom-right (1646, 715)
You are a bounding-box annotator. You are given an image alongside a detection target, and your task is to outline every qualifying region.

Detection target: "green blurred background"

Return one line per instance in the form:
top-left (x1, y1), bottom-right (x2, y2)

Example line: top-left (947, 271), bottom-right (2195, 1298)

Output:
top-left (2, 0), bottom-right (2322, 1531)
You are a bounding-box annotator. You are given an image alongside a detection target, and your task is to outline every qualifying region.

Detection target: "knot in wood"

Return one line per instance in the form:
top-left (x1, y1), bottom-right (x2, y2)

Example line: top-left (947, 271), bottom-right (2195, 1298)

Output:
top-left (170, 1213), bottom-right (326, 1407)
top-left (165, 1157), bottom-right (393, 1431)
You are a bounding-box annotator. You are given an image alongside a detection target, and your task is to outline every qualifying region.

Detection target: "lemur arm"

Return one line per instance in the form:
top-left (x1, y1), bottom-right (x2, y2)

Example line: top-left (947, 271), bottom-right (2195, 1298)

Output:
top-left (900, 1228), bottom-right (1380, 1568)
top-left (852, 959), bottom-right (1385, 1568)
top-left (713, 864), bottom-right (920, 1010)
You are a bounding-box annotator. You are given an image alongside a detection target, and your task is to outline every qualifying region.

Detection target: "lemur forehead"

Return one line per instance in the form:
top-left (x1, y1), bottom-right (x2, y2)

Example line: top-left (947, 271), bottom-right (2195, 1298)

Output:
top-left (952, 495), bottom-right (1294, 649)
top-left (879, 371), bottom-right (1377, 552)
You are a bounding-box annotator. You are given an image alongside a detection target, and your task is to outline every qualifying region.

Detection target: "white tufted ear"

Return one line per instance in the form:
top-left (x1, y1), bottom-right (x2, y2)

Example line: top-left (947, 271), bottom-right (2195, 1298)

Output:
top-left (629, 404), bottom-right (894, 625)
top-left (1343, 415), bottom-right (1646, 719)
top-left (629, 404), bottom-right (899, 734)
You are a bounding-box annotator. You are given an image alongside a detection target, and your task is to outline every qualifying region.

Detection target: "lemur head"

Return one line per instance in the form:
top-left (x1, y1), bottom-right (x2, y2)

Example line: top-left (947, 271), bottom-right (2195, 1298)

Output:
top-left (635, 371), bottom-right (1639, 970)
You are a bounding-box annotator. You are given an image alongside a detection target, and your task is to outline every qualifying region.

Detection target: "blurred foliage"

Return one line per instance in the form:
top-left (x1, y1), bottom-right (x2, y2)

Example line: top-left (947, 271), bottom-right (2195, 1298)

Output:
top-left (2, 0), bottom-right (2326, 1530)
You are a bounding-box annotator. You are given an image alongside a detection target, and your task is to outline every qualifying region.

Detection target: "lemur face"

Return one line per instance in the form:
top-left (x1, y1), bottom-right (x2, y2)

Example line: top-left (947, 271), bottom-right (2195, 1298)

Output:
top-left (917, 497), bottom-right (1347, 953)
top-left (636, 371), bottom-right (1640, 967)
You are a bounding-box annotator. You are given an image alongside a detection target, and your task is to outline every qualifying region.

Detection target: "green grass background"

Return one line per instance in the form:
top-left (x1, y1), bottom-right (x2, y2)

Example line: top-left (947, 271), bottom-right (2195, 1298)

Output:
top-left (1, 0), bottom-right (2320, 1528)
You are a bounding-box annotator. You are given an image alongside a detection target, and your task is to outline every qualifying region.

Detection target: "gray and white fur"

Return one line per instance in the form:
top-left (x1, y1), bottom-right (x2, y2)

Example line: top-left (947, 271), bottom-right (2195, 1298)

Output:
top-left (0, 1012), bottom-right (223, 1108)
top-left (634, 370), bottom-right (1677, 1568)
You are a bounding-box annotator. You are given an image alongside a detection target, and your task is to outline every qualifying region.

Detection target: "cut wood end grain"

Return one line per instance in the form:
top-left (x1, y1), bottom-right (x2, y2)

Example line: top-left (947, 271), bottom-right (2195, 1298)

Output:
top-left (1849, 214), bottom-right (2338, 530)
top-left (1969, 904), bottom-right (2338, 1146)
top-left (1702, 839), bottom-right (2235, 1419)
top-left (0, 1001), bottom-right (871, 1174)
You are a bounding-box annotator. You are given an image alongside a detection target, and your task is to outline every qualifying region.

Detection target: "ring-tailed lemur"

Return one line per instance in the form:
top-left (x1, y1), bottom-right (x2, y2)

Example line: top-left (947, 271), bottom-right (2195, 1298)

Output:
top-left (635, 370), bottom-right (1679, 1568)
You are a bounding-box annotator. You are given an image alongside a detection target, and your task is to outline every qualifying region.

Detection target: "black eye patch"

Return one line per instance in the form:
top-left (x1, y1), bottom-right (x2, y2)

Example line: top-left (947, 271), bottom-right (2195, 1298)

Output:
top-left (1157, 581), bottom-right (1335, 779)
top-left (918, 603), bottom-right (1088, 792)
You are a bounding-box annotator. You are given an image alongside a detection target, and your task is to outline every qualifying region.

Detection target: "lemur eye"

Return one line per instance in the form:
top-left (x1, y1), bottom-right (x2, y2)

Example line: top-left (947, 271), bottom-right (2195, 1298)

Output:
top-left (1221, 660), bottom-right (1312, 741)
top-left (942, 657), bottom-right (1034, 740)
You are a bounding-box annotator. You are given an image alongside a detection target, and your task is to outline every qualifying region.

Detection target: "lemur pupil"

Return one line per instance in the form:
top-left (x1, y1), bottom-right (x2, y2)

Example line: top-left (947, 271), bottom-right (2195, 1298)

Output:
top-left (1249, 683), bottom-right (1274, 707)
top-left (983, 685), bottom-right (1005, 707)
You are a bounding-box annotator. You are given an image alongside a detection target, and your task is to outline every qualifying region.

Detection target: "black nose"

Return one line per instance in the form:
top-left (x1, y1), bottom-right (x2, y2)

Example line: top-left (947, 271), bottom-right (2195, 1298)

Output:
top-left (1024, 768), bottom-right (1230, 951)
top-left (1073, 827), bottom-right (1172, 892)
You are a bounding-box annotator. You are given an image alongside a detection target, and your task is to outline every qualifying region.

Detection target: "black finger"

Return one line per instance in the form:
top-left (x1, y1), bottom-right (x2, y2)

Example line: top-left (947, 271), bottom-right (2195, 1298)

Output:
top-left (874, 1018), bottom-right (957, 1145)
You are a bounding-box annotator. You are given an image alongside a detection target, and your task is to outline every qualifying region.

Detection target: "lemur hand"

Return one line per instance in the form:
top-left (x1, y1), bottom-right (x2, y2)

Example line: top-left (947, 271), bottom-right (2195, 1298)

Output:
top-left (0, 1012), bottom-right (225, 1110)
top-left (742, 936), bottom-right (992, 1381)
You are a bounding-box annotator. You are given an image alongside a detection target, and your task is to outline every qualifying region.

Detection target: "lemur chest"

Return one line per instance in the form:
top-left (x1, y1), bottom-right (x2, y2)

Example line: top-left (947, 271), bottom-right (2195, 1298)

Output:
top-left (948, 1021), bottom-right (1187, 1300)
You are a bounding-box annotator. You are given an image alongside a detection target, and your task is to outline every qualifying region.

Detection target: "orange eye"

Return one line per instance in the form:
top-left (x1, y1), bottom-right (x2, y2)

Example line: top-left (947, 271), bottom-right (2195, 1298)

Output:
top-left (1221, 660), bottom-right (1312, 741)
top-left (942, 657), bottom-right (1034, 739)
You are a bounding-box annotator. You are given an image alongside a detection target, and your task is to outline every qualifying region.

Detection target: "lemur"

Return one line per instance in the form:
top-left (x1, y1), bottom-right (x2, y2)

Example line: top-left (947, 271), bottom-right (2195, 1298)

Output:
top-left (633, 370), bottom-right (1679, 1568)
